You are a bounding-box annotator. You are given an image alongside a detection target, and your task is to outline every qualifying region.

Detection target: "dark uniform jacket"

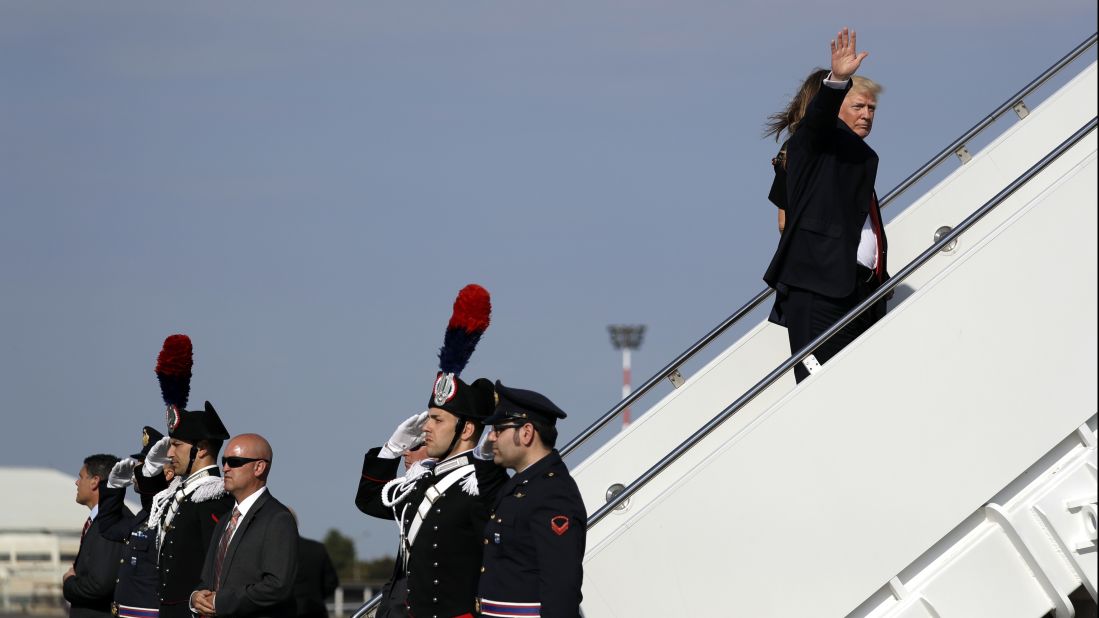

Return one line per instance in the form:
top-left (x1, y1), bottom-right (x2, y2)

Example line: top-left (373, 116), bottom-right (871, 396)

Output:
top-left (356, 447), bottom-right (507, 618)
top-left (477, 451), bottom-right (586, 618)
top-left (98, 479), bottom-right (161, 618)
top-left (153, 466), bottom-right (234, 618)
top-left (293, 538), bottom-right (339, 618)
top-left (763, 79), bottom-right (887, 300)
top-left (195, 489), bottom-right (299, 618)
top-left (65, 511), bottom-right (131, 618)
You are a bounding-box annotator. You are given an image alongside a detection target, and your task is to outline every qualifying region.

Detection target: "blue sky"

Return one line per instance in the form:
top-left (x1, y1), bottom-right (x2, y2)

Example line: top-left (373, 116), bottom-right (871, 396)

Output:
top-left (2, 2), bottom-right (1095, 559)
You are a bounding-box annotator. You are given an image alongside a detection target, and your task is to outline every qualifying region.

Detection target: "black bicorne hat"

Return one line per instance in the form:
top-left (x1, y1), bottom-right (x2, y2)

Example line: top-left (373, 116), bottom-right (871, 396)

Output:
top-left (429, 374), bottom-right (496, 422)
top-left (483, 381), bottom-right (567, 426)
top-left (167, 401), bottom-right (230, 442)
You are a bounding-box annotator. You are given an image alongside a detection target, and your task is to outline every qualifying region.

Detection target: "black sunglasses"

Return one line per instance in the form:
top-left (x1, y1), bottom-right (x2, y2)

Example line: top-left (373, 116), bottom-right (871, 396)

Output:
top-left (491, 423), bottom-right (526, 434)
top-left (222, 456), bottom-right (269, 468)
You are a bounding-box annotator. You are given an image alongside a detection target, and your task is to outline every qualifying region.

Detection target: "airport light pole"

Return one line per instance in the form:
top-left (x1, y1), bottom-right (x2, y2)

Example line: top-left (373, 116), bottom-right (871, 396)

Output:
top-left (608, 325), bottom-right (645, 429)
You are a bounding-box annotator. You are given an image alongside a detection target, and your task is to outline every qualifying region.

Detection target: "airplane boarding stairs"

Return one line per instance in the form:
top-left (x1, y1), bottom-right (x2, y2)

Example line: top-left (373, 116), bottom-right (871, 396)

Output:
top-left (571, 53), bottom-right (1098, 617)
top-left (352, 36), bottom-right (1097, 618)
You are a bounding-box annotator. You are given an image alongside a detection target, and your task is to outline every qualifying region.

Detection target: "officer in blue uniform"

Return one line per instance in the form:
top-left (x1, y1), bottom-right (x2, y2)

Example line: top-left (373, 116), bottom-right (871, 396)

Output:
top-left (476, 382), bottom-right (586, 618)
top-left (98, 427), bottom-right (167, 618)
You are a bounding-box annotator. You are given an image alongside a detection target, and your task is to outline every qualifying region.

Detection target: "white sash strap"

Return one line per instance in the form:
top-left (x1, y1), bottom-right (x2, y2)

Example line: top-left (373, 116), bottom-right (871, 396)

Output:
top-left (404, 463), bottom-right (475, 557)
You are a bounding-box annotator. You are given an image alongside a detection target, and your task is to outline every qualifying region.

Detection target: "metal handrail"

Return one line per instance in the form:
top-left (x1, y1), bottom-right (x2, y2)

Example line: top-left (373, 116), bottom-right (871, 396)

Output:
top-left (556, 31), bottom-right (1097, 460)
top-left (587, 116), bottom-right (1098, 529)
top-left (351, 35), bottom-right (1098, 618)
top-left (351, 593), bottom-right (377, 618)
top-left (559, 288), bottom-right (773, 458)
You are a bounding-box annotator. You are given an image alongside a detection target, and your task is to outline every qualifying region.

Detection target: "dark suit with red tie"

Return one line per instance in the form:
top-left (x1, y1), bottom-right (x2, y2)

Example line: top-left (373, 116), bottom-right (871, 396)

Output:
top-left (64, 510), bottom-right (132, 618)
top-left (763, 79), bottom-right (888, 382)
top-left (195, 489), bottom-right (299, 618)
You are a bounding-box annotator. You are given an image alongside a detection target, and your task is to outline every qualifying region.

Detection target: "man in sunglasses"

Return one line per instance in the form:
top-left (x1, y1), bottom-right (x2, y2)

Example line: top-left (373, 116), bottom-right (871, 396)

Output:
top-left (190, 434), bottom-right (298, 618)
top-left (476, 382), bottom-right (586, 618)
top-left (356, 376), bottom-right (508, 618)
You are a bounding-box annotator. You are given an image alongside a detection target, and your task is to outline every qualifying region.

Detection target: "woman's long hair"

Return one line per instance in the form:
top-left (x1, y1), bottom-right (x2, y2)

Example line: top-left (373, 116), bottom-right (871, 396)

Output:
top-left (763, 68), bottom-right (830, 142)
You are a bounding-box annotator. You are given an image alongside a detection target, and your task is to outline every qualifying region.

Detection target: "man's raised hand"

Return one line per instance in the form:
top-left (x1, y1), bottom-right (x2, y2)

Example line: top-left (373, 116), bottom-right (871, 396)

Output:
top-left (382, 411), bottom-right (428, 458)
top-left (142, 436), bottom-right (171, 477)
top-left (830, 27), bottom-right (868, 82)
top-left (108, 457), bottom-right (139, 488)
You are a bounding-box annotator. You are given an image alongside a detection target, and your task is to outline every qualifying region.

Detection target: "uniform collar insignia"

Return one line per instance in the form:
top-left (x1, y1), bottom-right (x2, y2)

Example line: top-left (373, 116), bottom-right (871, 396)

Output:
top-left (433, 454), bottom-right (471, 477)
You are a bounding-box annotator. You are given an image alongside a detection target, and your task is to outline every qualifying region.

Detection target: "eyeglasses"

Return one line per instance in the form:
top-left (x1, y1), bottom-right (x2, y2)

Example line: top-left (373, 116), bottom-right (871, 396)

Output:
top-left (222, 456), bottom-right (269, 468)
top-left (491, 423), bottom-right (525, 434)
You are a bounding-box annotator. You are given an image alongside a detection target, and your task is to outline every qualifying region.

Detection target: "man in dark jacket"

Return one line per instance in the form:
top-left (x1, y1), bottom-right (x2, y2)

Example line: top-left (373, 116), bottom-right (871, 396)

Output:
top-left (355, 377), bottom-right (508, 618)
top-left (64, 453), bottom-right (129, 618)
top-left (763, 27), bottom-right (889, 383)
top-left (98, 426), bottom-right (169, 618)
top-left (476, 382), bottom-right (586, 618)
top-left (191, 433), bottom-right (299, 618)
top-left (292, 536), bottom-right (339, 618)
top-left (141, 402), bottom-right (235, 618)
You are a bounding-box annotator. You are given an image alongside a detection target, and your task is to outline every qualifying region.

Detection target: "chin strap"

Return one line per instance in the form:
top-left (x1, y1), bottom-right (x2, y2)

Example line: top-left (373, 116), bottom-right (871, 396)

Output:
top-left (441, 418), bottom-right (468, 461)
top-left (184, 445), bottom-right (197, 477)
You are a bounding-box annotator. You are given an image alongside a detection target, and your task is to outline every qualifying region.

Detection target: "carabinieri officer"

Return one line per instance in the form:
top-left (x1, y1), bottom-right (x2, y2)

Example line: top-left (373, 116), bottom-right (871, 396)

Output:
top-left (476, 382), bottom-right (586, 618)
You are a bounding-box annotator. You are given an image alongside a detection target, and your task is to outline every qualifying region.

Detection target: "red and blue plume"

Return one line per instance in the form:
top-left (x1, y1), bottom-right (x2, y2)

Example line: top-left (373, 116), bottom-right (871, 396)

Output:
top-left (438, 284), bottom-right (491, 376)
top-left (155, 334), bottom-right (193, 411)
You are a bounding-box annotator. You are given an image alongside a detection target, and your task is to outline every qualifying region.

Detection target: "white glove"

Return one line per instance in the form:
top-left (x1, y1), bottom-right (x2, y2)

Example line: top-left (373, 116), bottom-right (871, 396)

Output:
top-left (472, 430), bottom-right (494, 461)
top-left (142, 436), bottom-right (171, 477)
top-left (108, 458), bottom-right (140, 488)
top-left (381, 411), bottom-right (428, 459)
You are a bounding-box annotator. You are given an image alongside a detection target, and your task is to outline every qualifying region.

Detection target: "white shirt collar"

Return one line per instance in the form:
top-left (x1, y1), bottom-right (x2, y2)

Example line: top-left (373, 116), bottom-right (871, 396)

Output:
top-left (233, 485), bottom-right (268, 518)
top-left (88, 504), bottom-right (100, 521)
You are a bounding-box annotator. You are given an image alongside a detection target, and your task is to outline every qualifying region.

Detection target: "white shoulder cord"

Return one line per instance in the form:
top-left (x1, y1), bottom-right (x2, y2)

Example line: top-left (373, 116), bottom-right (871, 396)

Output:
top-left (381, 459), bottom-right (435, 572)
top-left (381, 459), bottom-right (435, 509)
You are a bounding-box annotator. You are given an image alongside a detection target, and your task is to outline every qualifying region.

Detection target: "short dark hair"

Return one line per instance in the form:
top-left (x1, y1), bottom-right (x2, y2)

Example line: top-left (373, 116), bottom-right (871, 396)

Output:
top-left (84, 454), bottom-right (120, 482)
top-left (531, 422), bottom-right (558, 449)
top-left (199, 439), bottom-right (224, 458)
top-left (468, 422), bottom-right (486, 443)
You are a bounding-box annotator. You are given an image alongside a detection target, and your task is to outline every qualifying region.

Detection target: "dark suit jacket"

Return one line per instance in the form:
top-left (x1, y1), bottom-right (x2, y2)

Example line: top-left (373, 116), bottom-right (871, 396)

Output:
top-left (763, 79), bottom-right (886, 299)
top-left (65, 510), bottom-right (132, 618)
top-left (292, 538), bottom-right (339, 618)
top-left (197, 489), bottom-right (299, 618)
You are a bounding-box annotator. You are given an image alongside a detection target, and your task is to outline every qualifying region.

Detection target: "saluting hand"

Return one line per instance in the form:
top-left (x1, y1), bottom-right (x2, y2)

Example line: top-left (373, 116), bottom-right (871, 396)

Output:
top-left (382, 411), bottom-right (428, 458)
top-left (108, 457), bottom-right (139, 488)
top-left (143, 436), bottom-right (171, 477)
top-left (830, 27), bottom-right (868, 82)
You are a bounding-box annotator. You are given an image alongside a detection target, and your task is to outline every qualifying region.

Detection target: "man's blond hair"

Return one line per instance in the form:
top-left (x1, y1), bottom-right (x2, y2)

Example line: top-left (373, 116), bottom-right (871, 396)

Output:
top-left (850, 75), bottom-right (883, 99)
